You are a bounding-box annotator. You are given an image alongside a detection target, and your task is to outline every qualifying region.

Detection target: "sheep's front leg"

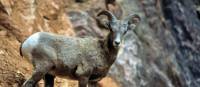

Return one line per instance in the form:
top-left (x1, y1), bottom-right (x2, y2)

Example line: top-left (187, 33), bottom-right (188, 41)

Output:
top-left (75, 63), bottom-right (93, 87)
top-left (44, 73), bottom-right (55, 87)
top-left (79, 77), bottom-right (89, 87)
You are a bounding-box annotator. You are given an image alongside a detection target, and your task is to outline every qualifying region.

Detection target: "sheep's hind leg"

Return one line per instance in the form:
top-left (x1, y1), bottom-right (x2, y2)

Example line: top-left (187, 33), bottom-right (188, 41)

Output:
top-left (44, 73), bottom-right (55, 87)
top-left (79, 77), bottom-right (89, 87)
top-left (22, 61), bottom-right (54, 87)
top-left (22, 45), bottom-right (56, 87)
top-left (22, 69), bottom-right (46, 87)
top-left (22, 73), bottom-right (39, 87)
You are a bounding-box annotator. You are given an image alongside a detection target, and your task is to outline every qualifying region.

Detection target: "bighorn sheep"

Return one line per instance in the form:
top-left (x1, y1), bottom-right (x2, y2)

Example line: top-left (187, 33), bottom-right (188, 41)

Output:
top-left (20, 10), bottom-right (140, 87)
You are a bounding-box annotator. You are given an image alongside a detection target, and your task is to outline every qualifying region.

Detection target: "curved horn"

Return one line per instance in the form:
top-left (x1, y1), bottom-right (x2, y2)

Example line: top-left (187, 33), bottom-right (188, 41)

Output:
top-left (97, 10), bottom-right (117, 22)
top-left (124, 14), bottom-right (141, 24)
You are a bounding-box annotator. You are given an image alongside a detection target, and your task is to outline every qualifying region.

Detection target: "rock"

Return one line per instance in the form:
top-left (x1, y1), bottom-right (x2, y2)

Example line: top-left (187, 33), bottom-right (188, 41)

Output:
top-left (67, 10), bottom-right (104, 38)
top-left (108, 0), bottom-right (200, 87)
top-left (0, 0), bottom-right (75, 42)
top-left (0, 30), bottom-right (7, 36)
top-left (99, 77), bottom-right (119, 87)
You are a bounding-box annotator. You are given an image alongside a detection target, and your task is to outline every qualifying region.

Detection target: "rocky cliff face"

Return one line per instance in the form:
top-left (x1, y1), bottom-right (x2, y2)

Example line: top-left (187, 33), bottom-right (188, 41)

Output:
top-left (109, 0), bottom-right (200, 87)
top-left (0, 0), bottom-right (74, 41)
top-left (1, 0), bottom-right (200, 87)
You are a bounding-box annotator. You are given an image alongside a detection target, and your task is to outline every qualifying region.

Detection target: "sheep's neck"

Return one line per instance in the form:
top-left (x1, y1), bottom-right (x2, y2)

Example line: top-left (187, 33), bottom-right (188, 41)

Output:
top-left (102, 32), bottom-right (119, 65)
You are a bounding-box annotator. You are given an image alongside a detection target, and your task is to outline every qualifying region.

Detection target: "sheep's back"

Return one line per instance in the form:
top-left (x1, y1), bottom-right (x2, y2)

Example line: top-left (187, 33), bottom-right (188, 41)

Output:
top-left (38, 32), bottom-right (105, 66)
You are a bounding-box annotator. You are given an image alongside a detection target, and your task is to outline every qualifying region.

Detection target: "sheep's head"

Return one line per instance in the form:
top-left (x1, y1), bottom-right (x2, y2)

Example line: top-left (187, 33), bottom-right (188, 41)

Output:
top-left (97, 10), bottom-right (140, 48)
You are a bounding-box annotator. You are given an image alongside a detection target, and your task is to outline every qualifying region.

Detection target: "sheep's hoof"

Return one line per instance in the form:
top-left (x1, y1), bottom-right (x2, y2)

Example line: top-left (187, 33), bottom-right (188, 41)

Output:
top-left (75, 0), bottom-right (85, 3)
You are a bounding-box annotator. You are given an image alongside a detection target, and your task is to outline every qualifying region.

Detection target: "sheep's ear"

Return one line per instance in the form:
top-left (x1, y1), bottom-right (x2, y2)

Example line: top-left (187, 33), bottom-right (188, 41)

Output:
top-left (126, 14), bottom-right (141, 30)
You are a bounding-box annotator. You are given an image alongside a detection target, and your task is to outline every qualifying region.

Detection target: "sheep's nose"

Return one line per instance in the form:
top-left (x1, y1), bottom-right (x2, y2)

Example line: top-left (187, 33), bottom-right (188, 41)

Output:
top-left (114, 41), bottom-right (120, 46)
top-left (114, 34), bottom-right (121, 47)
top-left (115, 41), bottom-right (120, 45)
